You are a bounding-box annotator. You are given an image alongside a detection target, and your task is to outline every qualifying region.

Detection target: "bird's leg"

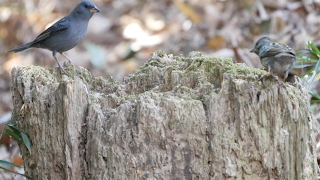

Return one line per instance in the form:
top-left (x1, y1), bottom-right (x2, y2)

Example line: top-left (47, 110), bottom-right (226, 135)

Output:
top-left (268, 65), bottom-right (273, 76)
top-left (284, 71), bottom-right (289, 81)
top-left (52, 51), bottom-right (66, 73)
top-left (260, 65), bottom-right (277, 87)
top-left (60, 52), bottom-right (75, 66)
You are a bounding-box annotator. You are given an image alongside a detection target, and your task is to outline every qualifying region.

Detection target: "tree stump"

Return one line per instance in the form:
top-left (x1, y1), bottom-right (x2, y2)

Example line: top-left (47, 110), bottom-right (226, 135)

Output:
top-left (11, 51), bottom-right (318, 179)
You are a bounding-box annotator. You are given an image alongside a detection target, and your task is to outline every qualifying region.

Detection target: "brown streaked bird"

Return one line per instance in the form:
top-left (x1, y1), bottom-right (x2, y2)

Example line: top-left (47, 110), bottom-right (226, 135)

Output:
top-left (250, 37), bottom-right (296, 82)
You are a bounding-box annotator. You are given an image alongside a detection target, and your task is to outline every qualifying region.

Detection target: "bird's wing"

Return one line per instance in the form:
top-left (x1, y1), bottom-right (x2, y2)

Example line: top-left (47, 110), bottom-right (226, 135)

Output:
top-left (274, 51), bottom-right (296, 58)
top-left (32, 17), bottom-right (69, 44)
top-left (260, 43), bottom-right (295, 58)
top-left (275, 45), bottom-right (296, 58)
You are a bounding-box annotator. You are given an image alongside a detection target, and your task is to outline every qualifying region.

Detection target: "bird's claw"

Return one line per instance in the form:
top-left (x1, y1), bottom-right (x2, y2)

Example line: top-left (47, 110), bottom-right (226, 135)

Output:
top-left (57, 64), bottom-right (67, 74)
top-left (259, 73), bottom-right (279, 87)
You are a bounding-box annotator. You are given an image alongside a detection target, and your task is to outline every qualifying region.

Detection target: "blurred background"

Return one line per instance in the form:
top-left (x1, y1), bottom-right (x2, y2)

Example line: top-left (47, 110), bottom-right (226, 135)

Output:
top-left (1, 0), bottom-right (320, 179)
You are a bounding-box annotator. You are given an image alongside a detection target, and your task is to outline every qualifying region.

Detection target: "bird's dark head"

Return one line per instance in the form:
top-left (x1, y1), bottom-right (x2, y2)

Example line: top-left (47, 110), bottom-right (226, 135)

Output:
top-left (74, 0), bottom-right (100, 20)
top-left (250, 37), bottom-right (272, 54)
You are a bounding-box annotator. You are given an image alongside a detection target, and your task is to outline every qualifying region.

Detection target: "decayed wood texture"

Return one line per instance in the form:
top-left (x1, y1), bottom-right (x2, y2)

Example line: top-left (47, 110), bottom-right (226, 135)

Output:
top-left (11, 51), bottom-right (318, 179)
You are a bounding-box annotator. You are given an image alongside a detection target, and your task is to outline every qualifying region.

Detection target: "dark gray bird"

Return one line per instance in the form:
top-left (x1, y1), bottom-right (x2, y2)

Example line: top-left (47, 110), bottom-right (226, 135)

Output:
top-left (250, 37), bottom-right (296, 81)
top-left (7, 0), bottom-right (100, 73)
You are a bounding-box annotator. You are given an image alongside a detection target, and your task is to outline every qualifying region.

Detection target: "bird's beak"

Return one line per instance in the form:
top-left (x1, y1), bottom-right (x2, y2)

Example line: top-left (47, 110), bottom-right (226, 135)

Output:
top-left (90, 6), bottom-right (100, 13)
top-left (250, 48), bottom-right (255, 53)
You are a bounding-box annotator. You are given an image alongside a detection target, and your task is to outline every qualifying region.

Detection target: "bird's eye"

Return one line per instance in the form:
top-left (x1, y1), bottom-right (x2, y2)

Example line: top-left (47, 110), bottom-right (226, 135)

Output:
top-left (85, 5), bottom-right (89, 8)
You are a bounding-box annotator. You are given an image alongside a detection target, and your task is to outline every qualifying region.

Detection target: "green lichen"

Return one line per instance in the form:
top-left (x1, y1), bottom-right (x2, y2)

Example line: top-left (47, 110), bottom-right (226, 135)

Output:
top-left (178, 86), bottom-right (193, 94)
top-left (187, 51), bottom-right (203, 58)
top-left (168, 119), bottom-right (179, 130)
top-left (21, 66), bottom-right (57, 85)
top-left (115, 96), bottom-right (124, 104)
top-left (126, 95), bottom-right (137, 101)
top-left (155, 50), bottom-right (167, 57)
top-left (77, 67), bottom-right (93, 83)
top-left (173, 56), bottom-right (185, 62)
top-left (131, 62), bottom-right (156, 78)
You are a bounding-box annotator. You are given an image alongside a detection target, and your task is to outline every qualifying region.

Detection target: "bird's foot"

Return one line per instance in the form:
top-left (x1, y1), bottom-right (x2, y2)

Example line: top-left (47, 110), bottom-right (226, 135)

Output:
top-left (60, 52), bottom-right (76, 72)
top-left (61, 52), bottom-right (75, 67)
top-left (59, 66), bottom-right (67, 74)
top-left (259, 73), bottom-right (279, 87)
top-left (53, 55), bottom-right (68, 74)
top-left (68, 59), bottom-right (75, 67)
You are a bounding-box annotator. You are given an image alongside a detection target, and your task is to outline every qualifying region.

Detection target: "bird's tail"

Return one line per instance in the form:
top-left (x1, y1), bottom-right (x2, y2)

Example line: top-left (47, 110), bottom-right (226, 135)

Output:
top-left (7, 42), bottom-right (33, 53)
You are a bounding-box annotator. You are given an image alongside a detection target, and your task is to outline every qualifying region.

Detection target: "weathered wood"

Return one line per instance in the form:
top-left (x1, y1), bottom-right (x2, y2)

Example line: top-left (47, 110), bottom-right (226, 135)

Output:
top-left (11, 51), bottom-right (318, 179)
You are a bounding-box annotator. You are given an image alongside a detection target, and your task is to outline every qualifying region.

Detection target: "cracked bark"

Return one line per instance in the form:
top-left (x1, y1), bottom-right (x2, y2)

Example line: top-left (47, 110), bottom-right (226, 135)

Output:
top-left (11, 51), bottom-right (318, 179)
